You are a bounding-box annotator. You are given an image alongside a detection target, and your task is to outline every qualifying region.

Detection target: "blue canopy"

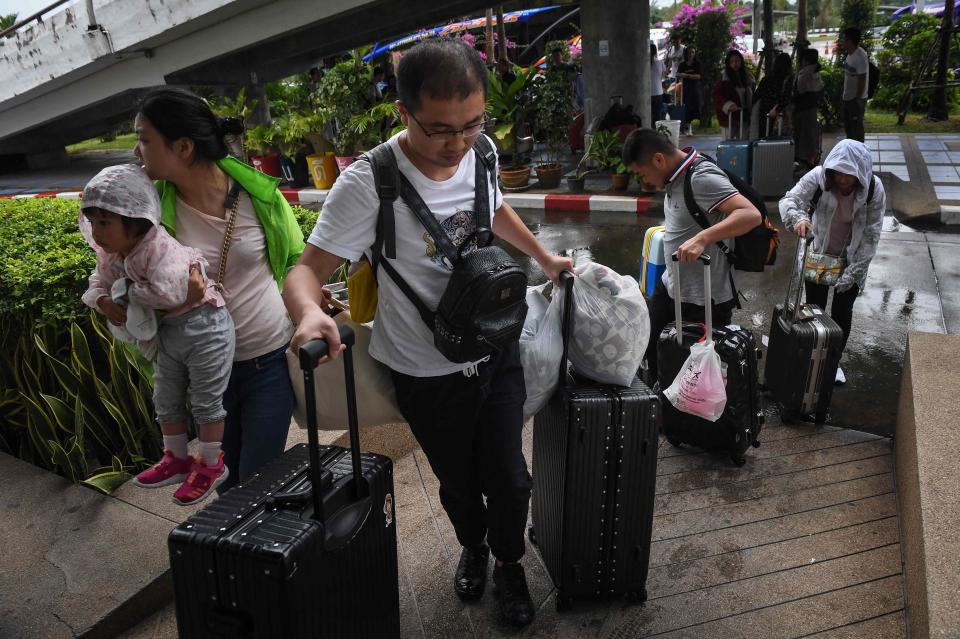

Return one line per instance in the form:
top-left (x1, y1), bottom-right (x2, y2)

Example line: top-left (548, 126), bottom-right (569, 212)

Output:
top-left (363, 6), bottom-right (562, 61)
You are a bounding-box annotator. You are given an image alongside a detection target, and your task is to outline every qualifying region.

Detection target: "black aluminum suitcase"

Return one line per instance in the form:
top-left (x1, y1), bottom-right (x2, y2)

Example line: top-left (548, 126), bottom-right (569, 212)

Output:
top-left (657, 254), bottom-right (763, 466)
top-left (763, 237), bottom-right (844, 423)
top-left (168, 326), bottom-right (401, 638)
top-left (531, 271), bottom-right (660, 612)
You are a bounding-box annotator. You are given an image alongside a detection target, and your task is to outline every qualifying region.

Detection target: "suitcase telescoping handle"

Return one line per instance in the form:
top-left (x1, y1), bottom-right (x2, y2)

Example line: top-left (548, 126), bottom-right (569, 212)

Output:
top-left (298, 326), bottom-right (374, 551)
top-left (727, 109), bottom-right (744, 141)
top-left (558, 270), bottom-right (575, 389)
top-left (670, 252), bottom-right (713, 345)
top-left (784, 235), bottom-right (813, 322)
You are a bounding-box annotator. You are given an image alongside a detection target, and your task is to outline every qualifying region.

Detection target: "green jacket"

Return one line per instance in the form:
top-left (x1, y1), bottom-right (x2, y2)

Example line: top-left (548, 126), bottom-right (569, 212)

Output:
top-left (157, 156), bottom-right (305, 286)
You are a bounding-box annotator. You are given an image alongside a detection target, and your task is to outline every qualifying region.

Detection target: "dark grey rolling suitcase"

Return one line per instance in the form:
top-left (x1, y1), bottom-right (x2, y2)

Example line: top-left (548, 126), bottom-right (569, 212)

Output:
top-left (751, 115), bottom-right (795, 198)
top-left (656, 254), bottom-right (764, 466)
top-left (531, 272), bottom-right (660, 612)
top-left (168, 326), bottom-right (401, 638)
top-left (763, 237), bottom-right (844, 423)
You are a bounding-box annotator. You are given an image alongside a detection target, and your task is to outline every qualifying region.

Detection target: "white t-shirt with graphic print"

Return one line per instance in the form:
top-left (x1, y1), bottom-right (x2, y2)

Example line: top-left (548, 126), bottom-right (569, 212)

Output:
top-left (307, 132), bottom-right (502, 377)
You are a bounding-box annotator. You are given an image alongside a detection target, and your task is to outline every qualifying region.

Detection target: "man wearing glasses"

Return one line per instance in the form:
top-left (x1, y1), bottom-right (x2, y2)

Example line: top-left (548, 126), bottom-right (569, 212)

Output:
top-left (284, 39), bottom-right (571, 628)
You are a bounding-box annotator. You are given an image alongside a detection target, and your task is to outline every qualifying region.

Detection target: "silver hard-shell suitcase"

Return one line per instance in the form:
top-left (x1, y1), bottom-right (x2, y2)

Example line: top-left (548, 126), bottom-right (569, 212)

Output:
top-left (751, 116), bottom-right (795, 198)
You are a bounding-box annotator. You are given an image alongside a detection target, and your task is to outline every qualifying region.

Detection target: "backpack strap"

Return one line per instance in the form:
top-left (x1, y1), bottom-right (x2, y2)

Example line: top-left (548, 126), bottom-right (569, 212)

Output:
top-left (682, 156), bottom-right (748, 309)
top-left (362, 143), bottom-right (399, 269)
top-left (808, 185), bottom-right (823, 216)
top-left (867, 175), bottom-right (876, 204)
top-left (472, 135), bottom-right (497, 230)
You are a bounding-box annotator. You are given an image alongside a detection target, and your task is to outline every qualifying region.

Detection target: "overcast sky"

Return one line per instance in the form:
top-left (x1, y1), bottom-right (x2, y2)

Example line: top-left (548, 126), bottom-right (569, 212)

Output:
top-left (0, 0), bottom-right (56, 20)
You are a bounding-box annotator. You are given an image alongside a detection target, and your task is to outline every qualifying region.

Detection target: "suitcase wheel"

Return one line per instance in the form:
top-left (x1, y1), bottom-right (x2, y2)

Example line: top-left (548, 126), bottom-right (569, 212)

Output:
top-left (666, 436), bottom-right (683, 448)
top-left (814, 411), bottom-right (828, 424)
top-left (731, 455), bottom-right (747, 467)
top-left (627, 588), bottom-right (647, 604)
top-left (751, 439), bottom-right (761, 448)
top-left (527, 525), bottom-right (538, 546)
top-left (556, 594), bottom-right (573, 612)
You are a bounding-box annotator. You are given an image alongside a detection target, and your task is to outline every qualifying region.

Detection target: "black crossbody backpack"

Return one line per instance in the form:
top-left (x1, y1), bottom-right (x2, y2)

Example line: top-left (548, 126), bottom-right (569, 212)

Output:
top-left (360, 136), bottom-right (528, 364)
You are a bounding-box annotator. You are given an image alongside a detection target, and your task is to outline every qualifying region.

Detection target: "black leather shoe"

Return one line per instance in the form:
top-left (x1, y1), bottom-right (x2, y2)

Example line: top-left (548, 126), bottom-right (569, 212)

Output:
top-left (454, 543), bottom-right (490, 601)
top-left (493, 561), bottom-right (535, 627)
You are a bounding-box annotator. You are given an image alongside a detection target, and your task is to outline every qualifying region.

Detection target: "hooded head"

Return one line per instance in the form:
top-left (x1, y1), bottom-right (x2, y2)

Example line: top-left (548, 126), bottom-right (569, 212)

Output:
top-left (821, 139), bottom-right (873, 195)
top-left (80, 164), bottom-right (161, 255)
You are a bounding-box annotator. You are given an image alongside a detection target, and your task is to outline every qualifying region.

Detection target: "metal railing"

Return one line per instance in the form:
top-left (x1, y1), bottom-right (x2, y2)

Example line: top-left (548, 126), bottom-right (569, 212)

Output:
top-left (0, 0), bottom-right (95, 40)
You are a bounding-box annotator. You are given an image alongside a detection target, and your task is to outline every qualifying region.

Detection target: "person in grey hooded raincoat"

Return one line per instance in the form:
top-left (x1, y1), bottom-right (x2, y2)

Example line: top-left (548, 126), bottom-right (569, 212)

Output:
top-left (779, 139), bottom-right (885, 384)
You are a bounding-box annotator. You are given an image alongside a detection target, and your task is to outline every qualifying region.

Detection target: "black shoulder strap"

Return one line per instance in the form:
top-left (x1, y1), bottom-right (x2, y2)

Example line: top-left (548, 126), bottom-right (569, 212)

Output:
top-left (472, 135), bottom-right (496, 230)
top-left (867, 176), bottom-right (876, 204)
top-left (362, 143), bottom-right (398, 266)
top-left (682, 156), bottom-right (744, 309)
top-left (809, 186), bottom-right (823, 216)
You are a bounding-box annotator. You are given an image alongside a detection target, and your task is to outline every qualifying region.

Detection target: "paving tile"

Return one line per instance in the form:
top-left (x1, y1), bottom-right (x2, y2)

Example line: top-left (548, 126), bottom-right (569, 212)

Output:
top-left (865, 140), bottom-right (881, 150)
top-left (655, 438), bottom-right (892, 496)
top-left (870, 151), bottom-right (881, 163)
top-left (925, 166), bottom-right (960, 183)
top-left (650, 493), bottom-right (897, 568)
top-left (802, 610), bottom-right (906, 638)
top-left (599, 545), bottom-right (901, 637)
top-left (949, 152), bottom-right (960, 163)
top-left (876, 140), bottom-right (902, 150)
top-left (647, 517), bottom-right (898, 599)
top-left (922, 151), bottom-right (952, 163)
top-left (934, 185), bottom-right (960, 200)
top-left (392, 451), bottom-right (475, 638)
top-left (882, 165), bottom-right (910, 181)
top-left (916, 140), bottom-right (946, 150)
top-left (652, 473), bottom-right (894, 541)
top-left (879, 151), bottom-right (905, 164)
top-left (875, 134), bottom-right (901, 139)
top-left (644, 576), bottom-right (905, 639)
top-left (654, 454), bottom-right (892, 516)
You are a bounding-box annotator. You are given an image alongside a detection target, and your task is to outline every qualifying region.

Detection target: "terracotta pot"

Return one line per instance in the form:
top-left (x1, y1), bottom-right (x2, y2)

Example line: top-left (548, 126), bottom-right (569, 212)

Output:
top-left (535, 163), bottom-right (563, 189)
top-left (499, 165), bottom-right (531, 189)
top-left (612, 172), bottom-right (630, 190)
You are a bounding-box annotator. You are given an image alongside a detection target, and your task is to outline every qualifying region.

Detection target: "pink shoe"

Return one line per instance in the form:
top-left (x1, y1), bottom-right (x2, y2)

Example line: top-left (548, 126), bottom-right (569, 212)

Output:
top-left (132, 450), bottom-right (193, 488)
top-left (173, 453), bottom-right (229, 506)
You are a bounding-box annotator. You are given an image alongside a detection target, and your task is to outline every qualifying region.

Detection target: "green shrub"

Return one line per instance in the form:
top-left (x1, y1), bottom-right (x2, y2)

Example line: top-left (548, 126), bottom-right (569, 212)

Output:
top-left (872, 14), bottom-right (960, 113)
top-left (693, 8), bottom-right (733, 127)
top-left (840, 0), bottom-right (879, 50)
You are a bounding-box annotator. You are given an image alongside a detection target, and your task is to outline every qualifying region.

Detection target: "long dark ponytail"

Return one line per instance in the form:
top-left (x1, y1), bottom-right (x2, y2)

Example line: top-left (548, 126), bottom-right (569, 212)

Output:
top-left (138, 87), bottom-right (244, 163)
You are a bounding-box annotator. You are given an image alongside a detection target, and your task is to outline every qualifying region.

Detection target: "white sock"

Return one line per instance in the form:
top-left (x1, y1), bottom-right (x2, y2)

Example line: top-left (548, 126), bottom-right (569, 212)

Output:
top-left (163, 433), bottom-right (189, 460)
top-left (198, 440), bottom-right (222, 467)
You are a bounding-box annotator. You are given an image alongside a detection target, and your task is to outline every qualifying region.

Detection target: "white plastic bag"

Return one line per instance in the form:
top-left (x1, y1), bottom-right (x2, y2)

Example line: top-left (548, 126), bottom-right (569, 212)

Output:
top-left (663, 340), bottom-right (728, 422)
top-left (520, 285), bottom-right (564, 420)
top-left (568, 262), bottom-right (650, 387)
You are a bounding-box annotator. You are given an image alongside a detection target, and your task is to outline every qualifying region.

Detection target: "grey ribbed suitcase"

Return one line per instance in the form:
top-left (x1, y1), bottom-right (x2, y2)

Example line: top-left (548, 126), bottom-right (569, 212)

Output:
top-left (168, 327), bottom-right (400, 638)
top-left (751, 116), bottom-right (795, 198)
top-left (530, 272), bottom-right (660, 612)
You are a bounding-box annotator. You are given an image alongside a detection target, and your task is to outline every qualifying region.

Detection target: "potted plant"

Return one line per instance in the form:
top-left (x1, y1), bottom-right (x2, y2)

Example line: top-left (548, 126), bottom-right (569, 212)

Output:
top-left (271, 113), bottom-right (312, 187)
top-left (534, 57), bottom-right (574, 190)
top-left (245, 124), bottom-right (282, 178)
top-left (315, 51), bottom-right (378, 171)
top-left (487, 65), bottom-right (537, 187)
top-left (612, 161), bottom-right (630, 190)
top-left (581, 130), bottom-right (622, 189)
top-left (566, 152), bottom-right (593, 191)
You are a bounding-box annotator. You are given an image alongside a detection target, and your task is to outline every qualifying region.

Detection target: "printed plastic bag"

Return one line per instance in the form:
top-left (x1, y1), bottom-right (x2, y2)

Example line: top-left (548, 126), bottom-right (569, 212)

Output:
top-left (568, 261), bottom-right (650, 387)
top-left (520, 284), bottom-right (564, 420)
top-left (663, 340), bottom-right (727, 422)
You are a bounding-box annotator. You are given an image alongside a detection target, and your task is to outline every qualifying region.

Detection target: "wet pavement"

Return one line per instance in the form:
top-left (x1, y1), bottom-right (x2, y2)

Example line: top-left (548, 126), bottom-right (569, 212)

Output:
top-left (510, 205), bottom-right (955, 437)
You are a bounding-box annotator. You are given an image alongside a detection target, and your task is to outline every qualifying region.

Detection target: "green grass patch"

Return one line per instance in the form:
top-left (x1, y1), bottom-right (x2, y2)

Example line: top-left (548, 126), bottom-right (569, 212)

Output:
top-left (866, 109), bottom-right (960, 133)
top-left (66, 133), bottom-right (138, 154)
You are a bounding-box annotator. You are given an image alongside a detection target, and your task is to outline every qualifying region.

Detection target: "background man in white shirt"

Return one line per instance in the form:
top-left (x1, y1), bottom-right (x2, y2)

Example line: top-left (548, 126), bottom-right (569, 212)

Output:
top-left (841, 27), bottom-right (869, 143)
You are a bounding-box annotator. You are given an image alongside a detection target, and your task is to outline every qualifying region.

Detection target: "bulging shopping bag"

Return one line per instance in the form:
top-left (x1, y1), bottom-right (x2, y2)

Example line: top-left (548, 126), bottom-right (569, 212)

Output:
top-left (519, 284), bottom-right (564, 420)
top-left (663, 339), bottom-right (727, 422)
top-left (568, 261), bottom-right (650, 387)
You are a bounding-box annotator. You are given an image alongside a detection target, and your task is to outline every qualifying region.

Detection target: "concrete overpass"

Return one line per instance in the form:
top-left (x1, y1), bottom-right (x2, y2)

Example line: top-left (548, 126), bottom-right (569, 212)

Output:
top-left (0, 0), bottom-right (497, 166)
top-left (0, 0), bottom-right (651, 171)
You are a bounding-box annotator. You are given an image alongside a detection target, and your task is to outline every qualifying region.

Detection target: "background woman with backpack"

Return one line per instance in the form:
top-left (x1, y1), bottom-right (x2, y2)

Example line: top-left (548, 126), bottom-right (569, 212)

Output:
top-left (751, 52), bottom-right (794, 139)
top-left (779, 139), bottom-right (885, 385)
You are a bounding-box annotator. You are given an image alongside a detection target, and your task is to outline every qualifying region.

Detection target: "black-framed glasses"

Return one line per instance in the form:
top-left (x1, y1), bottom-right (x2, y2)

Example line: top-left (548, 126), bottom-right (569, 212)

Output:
top-left (407, 111), bottom-right (495, 140)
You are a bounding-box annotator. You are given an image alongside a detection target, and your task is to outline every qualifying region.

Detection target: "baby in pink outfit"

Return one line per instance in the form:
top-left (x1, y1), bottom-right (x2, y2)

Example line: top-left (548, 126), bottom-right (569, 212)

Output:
top-left (81, 164), bottom-right (234, 506)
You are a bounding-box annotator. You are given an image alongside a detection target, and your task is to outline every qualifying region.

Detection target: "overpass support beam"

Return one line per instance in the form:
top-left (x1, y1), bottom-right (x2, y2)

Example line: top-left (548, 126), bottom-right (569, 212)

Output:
top-left (580, 0), bottom-right (651, 133)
